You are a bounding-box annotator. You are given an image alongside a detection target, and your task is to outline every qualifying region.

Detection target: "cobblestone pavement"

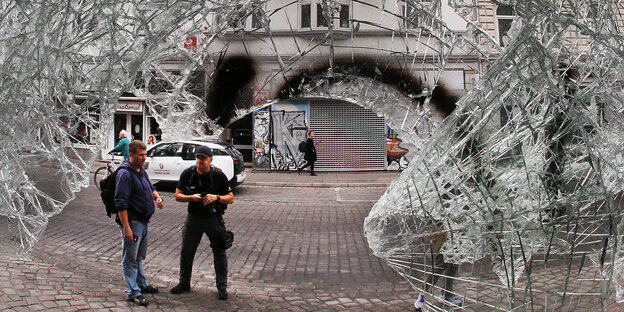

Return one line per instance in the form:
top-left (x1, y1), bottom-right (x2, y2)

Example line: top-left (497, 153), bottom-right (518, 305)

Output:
top-left (1, 183), bottom-right (417, 311)
top-left (2, 176), bottom-right (624, 311)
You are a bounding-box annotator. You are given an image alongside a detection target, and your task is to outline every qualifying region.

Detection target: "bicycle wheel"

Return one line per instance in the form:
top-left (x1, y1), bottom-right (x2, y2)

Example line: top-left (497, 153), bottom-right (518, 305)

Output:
top-left (93, 167), bottom-right (109, 191)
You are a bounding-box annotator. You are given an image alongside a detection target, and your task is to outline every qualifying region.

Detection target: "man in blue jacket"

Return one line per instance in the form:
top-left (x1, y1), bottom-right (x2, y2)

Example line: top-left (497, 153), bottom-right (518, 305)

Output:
top-left (115, 140), bottom-right (165, 306)
top-left (109, 130), bottom-right (131, 160)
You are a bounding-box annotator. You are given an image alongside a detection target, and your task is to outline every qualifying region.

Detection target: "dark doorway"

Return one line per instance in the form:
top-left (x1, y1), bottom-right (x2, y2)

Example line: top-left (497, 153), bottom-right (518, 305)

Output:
top-left (229, 114), bottom-right (253, 163)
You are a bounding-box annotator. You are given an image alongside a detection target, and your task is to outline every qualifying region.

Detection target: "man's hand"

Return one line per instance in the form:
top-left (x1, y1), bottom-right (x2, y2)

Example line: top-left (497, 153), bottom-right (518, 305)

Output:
top-left (123, 226), bottom-right (133, 242)
top-left (152, 191), bottom-right (164, 208)
top-left (202, 194), bottom-right (219, 205)
top-left (155, 197), bottom-right (164, 209)
top-left (189, 194), bottom-right (203, 202)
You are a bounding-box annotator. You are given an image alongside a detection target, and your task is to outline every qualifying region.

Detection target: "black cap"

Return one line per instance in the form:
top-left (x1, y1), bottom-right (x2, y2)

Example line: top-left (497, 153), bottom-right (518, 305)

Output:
top-left (194, 145), bottom-right (213, 157)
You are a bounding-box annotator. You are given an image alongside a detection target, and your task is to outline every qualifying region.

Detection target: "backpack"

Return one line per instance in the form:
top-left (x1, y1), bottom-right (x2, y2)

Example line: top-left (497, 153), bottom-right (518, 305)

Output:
top-left (298, 140), bottom-right (308, 153)
top-left (100, 167), bottom-right (129, 218)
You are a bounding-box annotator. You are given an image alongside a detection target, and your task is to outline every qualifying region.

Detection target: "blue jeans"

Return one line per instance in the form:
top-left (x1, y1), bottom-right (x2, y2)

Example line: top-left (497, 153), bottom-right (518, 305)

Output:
top-left (120, 220), bottom-right (149, 299)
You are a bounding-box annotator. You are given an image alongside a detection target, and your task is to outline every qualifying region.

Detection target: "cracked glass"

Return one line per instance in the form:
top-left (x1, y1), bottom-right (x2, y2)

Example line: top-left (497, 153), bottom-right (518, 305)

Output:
top-left (1, 0), bottom-right (623, 310)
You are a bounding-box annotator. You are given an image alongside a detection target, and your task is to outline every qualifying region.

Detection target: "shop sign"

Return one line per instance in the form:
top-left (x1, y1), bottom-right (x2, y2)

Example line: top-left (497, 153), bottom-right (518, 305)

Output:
top-left (116, 102), bottom-right (142, 112)
top-left (184, 36), bottom-right (197, 49)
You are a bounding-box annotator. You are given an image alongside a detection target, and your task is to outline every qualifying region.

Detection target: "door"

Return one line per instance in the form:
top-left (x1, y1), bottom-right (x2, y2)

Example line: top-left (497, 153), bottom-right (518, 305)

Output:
top-left (230, 114), bottom-right (253, 163)
top-left (113, 114), bottom-right (127, 146)
top-left (209, 146), bottom-right (234, 181)
top-left (146, 142), bottom-right (185, 182)
top-left (182, 143), bottom-right (234, 181)
top-left (309, 100), bottom-right (386, 171)
top-left (131, 114), bottom-right (143, 142)
top-left (113, 113), bottom-right (143, 143)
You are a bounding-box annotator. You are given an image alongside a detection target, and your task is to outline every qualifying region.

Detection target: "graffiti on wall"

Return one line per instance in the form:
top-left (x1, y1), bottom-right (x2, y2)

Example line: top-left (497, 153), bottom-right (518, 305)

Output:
top-left (253, 110), bottom-right (271, 168)
top-left (271, 109), bottom-right (308, 170)
top-left (387, 127), bottom-right (415, 170)
top-left (255, 102), bottom-right (417, 171)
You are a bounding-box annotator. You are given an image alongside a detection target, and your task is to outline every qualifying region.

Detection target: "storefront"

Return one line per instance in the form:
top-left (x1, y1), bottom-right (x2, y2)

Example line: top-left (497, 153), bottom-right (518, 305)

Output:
top-left (251, 99), bottom-right (390, 171)
top-left (59, 98), bottom-right (156, 159)
top-left (104, 99), bottom-right (162, 158)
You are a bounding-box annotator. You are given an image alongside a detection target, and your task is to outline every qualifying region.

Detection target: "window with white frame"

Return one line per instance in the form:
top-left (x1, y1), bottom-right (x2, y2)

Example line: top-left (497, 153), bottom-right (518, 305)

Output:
top-left (220, 3), bottom-right (266, 31)
top-left (496, 5), bottom-right (515, 47)
top-left (300, 0), bottom-right (350, 29)
top-left (400, 0), bottom-right (430, 29)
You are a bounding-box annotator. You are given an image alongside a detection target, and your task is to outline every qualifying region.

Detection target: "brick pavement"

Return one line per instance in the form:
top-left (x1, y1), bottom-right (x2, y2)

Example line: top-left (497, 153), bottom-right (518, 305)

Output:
top-left (2, 170), bottom-right (624, 311)
top-left (2, 178), bottom-right (417, 311)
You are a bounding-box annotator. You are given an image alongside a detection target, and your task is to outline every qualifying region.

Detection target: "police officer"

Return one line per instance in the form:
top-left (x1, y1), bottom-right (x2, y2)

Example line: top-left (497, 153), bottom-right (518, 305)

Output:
top-left (170, 145), bottom-right (234, 300)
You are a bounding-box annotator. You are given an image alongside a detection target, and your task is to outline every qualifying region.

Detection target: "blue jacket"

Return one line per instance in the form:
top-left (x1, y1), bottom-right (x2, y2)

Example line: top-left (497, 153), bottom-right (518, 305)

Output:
top-left (109, 137), bottom-right (130, 160)
top-left (114, 160), bottom-right (156, 223)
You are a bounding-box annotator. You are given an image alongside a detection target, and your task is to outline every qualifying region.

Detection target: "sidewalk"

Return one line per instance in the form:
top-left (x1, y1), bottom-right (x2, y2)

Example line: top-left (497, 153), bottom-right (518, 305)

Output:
top-left (92, 160), bottom-right (402, 188)
top-left (244, 170), bottom-right (401, 188)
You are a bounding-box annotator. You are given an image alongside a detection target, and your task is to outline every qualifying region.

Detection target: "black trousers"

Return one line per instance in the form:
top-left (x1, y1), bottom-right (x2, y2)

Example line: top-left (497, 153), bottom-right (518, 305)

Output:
top-left (425, 253), bottom-right (458, 298)
top-left (179, 214), bottom-right (228, 289)
top-left (299, 160), bottom-right (315, 173)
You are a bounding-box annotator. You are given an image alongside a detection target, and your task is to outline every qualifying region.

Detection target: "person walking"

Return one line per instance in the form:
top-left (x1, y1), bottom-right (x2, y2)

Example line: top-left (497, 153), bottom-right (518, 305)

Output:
top-left (414, 221), bottom-right (462, 310)
top-left (115, 140), bottom-right (165, 306)
top-left (297, 130), bottom-right (318, 176)
top-left (109, 130), bottom-right (131, 160)
top-left (170, 145), bottom-right (235, 300)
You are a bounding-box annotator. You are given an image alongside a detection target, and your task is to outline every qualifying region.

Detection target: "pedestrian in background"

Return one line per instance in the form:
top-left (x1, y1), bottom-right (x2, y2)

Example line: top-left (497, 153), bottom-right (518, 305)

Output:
top-left (414, 221), bottom-right (462, 310)
top-left (115, 140), bottom-right (165, 306)
top-left (170, 145), bottom-right (235, 300)
top-left (298, 130), bottom-right (318, 176)
top-left (109, 130), bottom-right (131, 160)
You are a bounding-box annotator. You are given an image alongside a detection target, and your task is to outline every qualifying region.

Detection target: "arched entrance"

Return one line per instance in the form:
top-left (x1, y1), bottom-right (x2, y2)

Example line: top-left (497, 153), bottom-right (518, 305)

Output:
top-left (226, 72), bottom-right (454, 172)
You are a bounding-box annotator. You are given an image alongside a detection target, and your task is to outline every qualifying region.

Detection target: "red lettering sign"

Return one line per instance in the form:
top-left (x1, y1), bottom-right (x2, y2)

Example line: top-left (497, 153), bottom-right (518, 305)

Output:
top-left (184, 36), bottom-right (197, 49)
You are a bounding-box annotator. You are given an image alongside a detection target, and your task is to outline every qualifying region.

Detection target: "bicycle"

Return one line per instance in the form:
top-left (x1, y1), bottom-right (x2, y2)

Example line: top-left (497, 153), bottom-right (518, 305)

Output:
top-left (94, 154), bottom-right (120, 191)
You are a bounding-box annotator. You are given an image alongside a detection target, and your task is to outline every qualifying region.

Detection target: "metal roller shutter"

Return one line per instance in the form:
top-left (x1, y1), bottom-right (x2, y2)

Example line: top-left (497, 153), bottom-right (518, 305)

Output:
top-left (309, 100), bottom-right (387, 171)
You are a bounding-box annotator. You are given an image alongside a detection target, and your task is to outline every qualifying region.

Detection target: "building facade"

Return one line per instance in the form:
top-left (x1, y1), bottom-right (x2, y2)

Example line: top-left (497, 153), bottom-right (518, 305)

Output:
top-left (89, 1), bottom-right (575, 171)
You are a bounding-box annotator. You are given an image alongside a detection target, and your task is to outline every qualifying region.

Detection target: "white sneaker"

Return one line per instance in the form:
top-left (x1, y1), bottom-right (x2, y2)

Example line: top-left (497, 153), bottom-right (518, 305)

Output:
top-left (414, 293), bottom-right (425, 310)
top-left (445, 295), bottom-right (463, 307)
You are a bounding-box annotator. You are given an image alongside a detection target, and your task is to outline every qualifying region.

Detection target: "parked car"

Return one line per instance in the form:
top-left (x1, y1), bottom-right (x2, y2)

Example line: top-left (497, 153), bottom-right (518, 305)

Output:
top-left (144, 140), bottom-right (246, 187)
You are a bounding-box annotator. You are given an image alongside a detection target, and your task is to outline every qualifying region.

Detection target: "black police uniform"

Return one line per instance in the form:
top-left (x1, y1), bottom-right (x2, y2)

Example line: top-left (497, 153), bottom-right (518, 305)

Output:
top-left (176, 165), bottom-right (231, 291)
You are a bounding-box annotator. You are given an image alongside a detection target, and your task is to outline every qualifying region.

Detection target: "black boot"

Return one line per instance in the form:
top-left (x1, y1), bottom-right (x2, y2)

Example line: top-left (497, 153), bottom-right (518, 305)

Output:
top-left (170, 282), bottom-right (191, 294)
top-left (218, 287), bottom-right (228, 300)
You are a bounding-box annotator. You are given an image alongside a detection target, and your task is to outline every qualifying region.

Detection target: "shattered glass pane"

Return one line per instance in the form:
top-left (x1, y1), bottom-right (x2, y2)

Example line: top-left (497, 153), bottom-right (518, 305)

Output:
top-left (0, 0), bottom-right (623, 309)
top-left (365, 1), bottom-right (624, 310)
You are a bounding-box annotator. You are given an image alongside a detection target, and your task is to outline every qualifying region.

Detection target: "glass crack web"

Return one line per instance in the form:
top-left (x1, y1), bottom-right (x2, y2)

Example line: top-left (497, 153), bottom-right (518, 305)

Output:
top-left (0, 0), bottom-right (622, 310)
